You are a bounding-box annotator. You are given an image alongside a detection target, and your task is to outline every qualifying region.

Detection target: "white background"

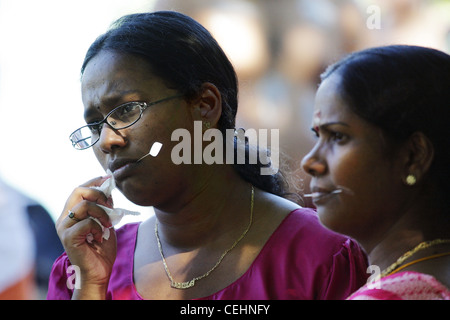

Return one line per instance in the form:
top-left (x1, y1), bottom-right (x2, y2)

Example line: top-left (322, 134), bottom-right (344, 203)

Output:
top-left (0, 0), bottom-right (157, 223)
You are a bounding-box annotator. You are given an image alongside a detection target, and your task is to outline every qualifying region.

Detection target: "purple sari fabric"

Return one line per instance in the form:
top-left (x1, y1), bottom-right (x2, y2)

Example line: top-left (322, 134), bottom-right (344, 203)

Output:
top-left (47, 208), bottom-right (368, 300)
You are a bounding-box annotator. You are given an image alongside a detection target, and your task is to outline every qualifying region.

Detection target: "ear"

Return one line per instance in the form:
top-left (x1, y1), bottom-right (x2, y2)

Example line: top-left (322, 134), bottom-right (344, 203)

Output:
top-left (189, 82), bottom-right (222, 130)
top-left (402, 132), bottom-right (434, 186)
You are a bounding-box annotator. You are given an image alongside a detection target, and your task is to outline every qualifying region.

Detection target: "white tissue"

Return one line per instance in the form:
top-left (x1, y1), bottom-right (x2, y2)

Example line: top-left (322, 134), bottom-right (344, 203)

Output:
top-left (86, 170), bottom-right (140, 243)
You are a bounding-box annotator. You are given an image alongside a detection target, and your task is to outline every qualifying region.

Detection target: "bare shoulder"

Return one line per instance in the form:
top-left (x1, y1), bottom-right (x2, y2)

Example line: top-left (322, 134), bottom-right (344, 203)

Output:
top-left (255, 188), bottom-right (301, 215)
top-left (251, 188), bottom-right (302, 236)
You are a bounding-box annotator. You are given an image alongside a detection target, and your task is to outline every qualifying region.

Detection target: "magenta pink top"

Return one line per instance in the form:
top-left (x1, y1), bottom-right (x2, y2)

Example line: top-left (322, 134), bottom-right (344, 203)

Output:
top-left (47, 208), bottom-right (368, 300)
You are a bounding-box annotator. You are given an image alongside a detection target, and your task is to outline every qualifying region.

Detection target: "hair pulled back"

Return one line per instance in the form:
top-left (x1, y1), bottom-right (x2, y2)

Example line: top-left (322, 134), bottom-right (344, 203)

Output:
top-left (321, 45), bottom-right (450, 211)
top-left (82, 11), bottom-right (290, 197)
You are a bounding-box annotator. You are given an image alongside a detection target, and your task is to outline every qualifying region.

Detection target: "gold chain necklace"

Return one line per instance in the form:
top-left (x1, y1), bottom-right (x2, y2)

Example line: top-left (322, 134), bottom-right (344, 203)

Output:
top-left (380, 238), bottom-right (450, 278)
top-left (155, 185), bottom-right (254, 289)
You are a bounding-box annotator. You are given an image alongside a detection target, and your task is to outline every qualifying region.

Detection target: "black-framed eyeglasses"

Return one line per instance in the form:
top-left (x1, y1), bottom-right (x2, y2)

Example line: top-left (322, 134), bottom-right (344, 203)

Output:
top-left (69, 94), bottom-right (182, 150)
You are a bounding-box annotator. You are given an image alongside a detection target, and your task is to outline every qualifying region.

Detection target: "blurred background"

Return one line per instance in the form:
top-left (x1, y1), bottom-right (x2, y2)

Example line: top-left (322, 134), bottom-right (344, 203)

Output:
top-left (0, 0), bottom-right (448, 299)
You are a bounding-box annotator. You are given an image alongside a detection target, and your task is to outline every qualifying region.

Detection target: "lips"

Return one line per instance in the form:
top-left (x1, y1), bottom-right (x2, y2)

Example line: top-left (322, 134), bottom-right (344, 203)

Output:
top-left (109, 158), bottom-right (140, 180)
top-left (109, 158), bottom-right (136, 173)
top-left (309, 186), bottom-right (341, 204)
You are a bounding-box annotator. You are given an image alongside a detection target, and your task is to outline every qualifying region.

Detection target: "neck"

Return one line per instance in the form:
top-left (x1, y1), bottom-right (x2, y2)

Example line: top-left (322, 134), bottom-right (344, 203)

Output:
top-left (153, 165), bottom-right (253, 249)
top-left (368, 229), bottom-right (425, 272)
top-left (365, 205), bottom-right (449, 272)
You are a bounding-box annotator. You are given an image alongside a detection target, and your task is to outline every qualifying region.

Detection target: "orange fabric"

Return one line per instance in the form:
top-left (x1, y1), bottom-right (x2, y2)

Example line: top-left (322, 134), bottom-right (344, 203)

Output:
top-left (0, 271), bottom-right (35, 300)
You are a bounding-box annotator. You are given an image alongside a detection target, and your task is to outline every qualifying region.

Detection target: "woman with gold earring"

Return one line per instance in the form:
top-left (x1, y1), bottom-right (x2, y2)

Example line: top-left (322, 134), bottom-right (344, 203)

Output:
top-left (302, 45), bottom-right (450, 300)
top-left (48, 11), bottom-right (368, 300)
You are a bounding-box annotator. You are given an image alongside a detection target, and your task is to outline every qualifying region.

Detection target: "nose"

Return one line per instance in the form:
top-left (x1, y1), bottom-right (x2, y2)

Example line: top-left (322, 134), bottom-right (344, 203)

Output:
top-left (97, 124), bottom-right (127, 153)
top-left (301, 146), bottom-right (327, 177)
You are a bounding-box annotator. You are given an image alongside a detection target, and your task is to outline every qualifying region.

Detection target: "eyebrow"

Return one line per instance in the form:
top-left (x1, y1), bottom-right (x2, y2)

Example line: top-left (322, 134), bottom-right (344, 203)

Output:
top-left (312, 121), bottom-right (350, 132)
top-left (83, 89), bottom-right (147, 122)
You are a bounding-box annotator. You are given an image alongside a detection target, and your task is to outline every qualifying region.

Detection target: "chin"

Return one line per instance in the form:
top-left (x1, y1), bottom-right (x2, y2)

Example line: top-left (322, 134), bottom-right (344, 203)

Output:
top-left (124, 194), bottom-right (154, 207)
top-left (116, 180), bottom-right (153, 206)
top-left (316, 207), bottom-right (350, 236)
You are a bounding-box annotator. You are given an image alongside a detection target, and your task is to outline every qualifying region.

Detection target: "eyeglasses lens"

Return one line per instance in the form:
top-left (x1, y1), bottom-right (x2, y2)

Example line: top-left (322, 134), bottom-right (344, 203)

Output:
top-left (70, 126), bottom-right (96, 150)
top-left (70, 102), bottom-right (143, 150)
top-left (107, 103), bottom-right (142, 129)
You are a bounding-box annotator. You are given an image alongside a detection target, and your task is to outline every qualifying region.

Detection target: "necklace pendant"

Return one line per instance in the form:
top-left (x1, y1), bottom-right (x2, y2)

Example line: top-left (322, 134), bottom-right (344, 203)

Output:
top-left (171, 279), bottom-right (195, 289)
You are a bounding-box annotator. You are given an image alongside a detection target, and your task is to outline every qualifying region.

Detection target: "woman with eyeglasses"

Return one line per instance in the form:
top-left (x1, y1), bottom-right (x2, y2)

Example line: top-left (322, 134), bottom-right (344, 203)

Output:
top-left (47, 11), bottom-right (368, 300)
top-left (302, 45), bottom-right (450, 300)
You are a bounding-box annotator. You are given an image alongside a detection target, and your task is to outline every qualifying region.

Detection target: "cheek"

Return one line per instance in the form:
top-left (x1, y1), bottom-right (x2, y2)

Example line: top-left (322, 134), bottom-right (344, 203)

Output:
top-left (140, 121), bottom-right (178, 155)
top-left (329, 148), bottom-right (366, 190)
top-left (330, 143), bottom-right (388, 192)
top-left (320, 150), bottom-right (389, 226)
top-left (93, 148), bottom-right (107, 169)
top-left (144, 106), bottom-right (189, 139)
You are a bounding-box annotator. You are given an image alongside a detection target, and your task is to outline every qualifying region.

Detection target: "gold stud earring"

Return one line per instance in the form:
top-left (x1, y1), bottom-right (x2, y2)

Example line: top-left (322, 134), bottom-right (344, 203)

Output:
top-left (203, 121), bottom-right (211, 129)
top-left (406, 174), bottom-right (417, 186)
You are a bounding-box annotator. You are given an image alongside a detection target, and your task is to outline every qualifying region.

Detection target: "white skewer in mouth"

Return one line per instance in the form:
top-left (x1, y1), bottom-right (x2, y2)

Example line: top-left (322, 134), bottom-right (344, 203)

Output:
top-left (303, 186), bottom-right (354, 198)
top-left (303, 189), bottom-right (343, 198)
top-left (137, 142), bottom-right (163, 162)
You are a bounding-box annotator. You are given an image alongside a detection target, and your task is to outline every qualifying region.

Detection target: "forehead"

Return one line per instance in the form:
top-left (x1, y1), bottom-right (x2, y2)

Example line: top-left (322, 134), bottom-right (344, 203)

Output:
top-left (81, 51), bottom-right (162, 110)
top-left (312, 74), bottom-right (352, 126)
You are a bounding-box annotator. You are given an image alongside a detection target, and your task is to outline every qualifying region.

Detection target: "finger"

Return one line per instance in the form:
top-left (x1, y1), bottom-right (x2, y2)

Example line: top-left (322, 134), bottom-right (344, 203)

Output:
top-left (78, 175), bottom-right (111, 187)
top-left (57, 186), bottom-right (110, 225)
top-left (62, 217), bottom-right (106, 247)
top-left (63, 200), bottom-right (112, 229)
top-left (78, 186), bottom-right (111, 207)
top-left (78, 176), bottom-right (114, 208)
